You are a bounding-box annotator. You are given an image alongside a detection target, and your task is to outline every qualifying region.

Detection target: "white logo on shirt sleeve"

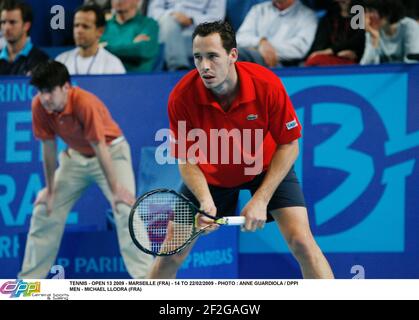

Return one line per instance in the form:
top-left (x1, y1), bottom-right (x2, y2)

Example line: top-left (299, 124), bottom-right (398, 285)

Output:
top-left (286, 119), bottom-right (298, 130)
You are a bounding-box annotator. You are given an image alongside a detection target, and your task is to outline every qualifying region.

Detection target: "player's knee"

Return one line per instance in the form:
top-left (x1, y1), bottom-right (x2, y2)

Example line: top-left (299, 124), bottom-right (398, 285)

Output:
top-left (288, 233), bottom-right (318, 261)
top-left (115, 203), bottom-right (130, 216)
top-left (33, 203), bottom-right (47, 217)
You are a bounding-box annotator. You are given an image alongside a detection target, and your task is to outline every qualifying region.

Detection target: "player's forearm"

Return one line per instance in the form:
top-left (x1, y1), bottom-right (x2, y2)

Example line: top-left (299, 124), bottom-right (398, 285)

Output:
top-left (42, 139), bottom-right (57, 193)
top-left (91, 141), bottom-right (118, 193)
top-left (253, 140), bottom-right (299, 205)
top-left (178, 162), bottom-right (212, 203)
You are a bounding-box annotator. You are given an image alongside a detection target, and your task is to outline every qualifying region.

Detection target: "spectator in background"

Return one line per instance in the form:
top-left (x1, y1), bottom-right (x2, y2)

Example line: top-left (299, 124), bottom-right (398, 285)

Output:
top-left (305, 0), bottom-right (365, 66)
top-left (147, 0), bottom-right (226, 71)
top-left (0, 0), bottom-right (48, 75)
top-left (19, 60), bottom-right (153, 279)
top-left (236, 0), bottom-right (318, 68)
top-left (360, 0), bottom-right (419, 64)
top-left (101, 0), bottom-right (158, 72)
top-left (56, 4), bottom-right (125, 75)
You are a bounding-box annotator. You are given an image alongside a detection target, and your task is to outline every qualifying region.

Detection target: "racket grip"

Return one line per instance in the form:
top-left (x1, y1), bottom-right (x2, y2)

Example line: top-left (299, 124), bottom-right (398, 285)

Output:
top-left (223, 216), bottom-right (246, 226)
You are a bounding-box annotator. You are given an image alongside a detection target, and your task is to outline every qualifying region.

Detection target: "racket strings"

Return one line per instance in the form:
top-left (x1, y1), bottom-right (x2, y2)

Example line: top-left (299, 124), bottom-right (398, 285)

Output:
top-left (132, 193), bottom-right (195, 254)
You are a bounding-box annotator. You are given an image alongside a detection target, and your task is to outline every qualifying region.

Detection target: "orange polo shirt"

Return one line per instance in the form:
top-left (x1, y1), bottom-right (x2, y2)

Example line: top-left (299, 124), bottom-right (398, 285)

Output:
top-left (32, 87), bottom-right (122, 156)
top-left (168, 62), bottom-right (302, 187)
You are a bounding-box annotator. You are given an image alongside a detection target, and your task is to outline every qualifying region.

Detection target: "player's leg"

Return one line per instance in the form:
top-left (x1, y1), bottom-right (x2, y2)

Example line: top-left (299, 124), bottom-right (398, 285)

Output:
top-left (148, 238), bottom-right (196, 279)
top-left (270, 206), bottom-right (334, 279)
top-left (94, 140), bottom-right (153, 278)
top-left (148, 183), bottom-right (240, 279)
top-left (19, 151), bottom-right (89, 278)
top-left (247, 167), bottom-right (333, 279)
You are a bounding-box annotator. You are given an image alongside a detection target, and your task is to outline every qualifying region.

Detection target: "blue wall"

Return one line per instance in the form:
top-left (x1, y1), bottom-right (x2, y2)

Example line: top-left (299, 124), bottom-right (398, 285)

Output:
top-left (0, 64), bottom-right (418, 279)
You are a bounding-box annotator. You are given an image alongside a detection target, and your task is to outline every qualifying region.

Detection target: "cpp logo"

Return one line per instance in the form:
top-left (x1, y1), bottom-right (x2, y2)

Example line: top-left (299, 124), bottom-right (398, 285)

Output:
top-left (290, 79), bottom-right (415, 252)
top-left (0, 280), bottom-right (40, 298)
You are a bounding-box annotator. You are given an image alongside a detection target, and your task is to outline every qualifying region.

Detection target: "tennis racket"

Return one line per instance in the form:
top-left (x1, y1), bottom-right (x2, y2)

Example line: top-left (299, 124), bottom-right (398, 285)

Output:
top-left (128, 189), bottom-right (245, 256)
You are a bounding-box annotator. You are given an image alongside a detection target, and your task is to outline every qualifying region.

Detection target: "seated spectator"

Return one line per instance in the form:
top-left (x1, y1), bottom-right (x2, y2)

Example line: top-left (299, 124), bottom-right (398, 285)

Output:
top-left (56, 4), bottom-right (125, 74)
top-left (361, 0), bottom-right (419, 64)
top-left (147, 0), bottom-right (226, 71)
top-left (0, 0), bottom-right (48, 75)
top-left (236, 0), bottom-right (318, 67)
top-left (305, 0), bottom-right (365, 66)
top-left (101, 0), bottom-right (158, 73)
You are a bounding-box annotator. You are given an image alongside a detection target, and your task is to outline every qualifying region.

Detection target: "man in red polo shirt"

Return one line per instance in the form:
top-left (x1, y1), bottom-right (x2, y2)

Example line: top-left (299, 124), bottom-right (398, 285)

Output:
top-left (149, 21), bottom-right (334, 279)
top-left (18, 60), bottom-right (153, 279)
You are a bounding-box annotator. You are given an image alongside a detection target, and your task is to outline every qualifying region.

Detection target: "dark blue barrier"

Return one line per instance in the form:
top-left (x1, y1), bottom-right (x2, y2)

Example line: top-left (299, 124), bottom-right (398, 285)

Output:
top-left (0, 64), bottom-right (418, 278)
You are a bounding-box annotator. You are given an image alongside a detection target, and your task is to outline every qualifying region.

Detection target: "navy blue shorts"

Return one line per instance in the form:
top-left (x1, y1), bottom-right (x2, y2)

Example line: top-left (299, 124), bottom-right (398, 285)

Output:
top-left (179, 167), bottom-right (306, 222)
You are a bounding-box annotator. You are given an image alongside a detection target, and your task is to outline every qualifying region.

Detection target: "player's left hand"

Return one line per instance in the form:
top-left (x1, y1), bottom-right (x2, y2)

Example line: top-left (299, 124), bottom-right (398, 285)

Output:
top-left (240, 198), bottom-right (267, 232)
top-left (197, 199), bottom-right (219, 235)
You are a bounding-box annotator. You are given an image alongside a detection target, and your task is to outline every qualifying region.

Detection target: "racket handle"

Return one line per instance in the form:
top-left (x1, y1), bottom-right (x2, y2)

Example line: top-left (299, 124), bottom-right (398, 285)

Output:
top-left (223, 216), bottom-right (246, 226)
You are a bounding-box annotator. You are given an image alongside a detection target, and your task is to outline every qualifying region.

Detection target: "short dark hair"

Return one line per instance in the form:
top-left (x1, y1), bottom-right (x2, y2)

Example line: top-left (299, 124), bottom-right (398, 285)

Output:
top-left (1, 0), bottom-right (33, 31)
top-left (364, 0), bottom-right (406, 23)
top-left (192, 21), bottom-right (237, 53)
top-left (74, 3), bottom-right (106, 28)
top-left (30, 61), bottom-right (71, 91)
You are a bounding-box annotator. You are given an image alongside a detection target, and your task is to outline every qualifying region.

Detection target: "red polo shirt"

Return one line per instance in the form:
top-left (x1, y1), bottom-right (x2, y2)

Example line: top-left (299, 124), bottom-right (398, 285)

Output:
top-left (168, 62), bottom-right (301, 187)
top-left (32, 87), bottom-right (122, 156)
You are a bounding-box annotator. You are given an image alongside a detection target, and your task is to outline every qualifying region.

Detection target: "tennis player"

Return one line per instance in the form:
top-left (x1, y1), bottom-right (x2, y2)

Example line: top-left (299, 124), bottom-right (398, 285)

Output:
top-left (19, 61), bottom-right (153, 279)
top-left (149, 21), bottom-right (334, 279)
